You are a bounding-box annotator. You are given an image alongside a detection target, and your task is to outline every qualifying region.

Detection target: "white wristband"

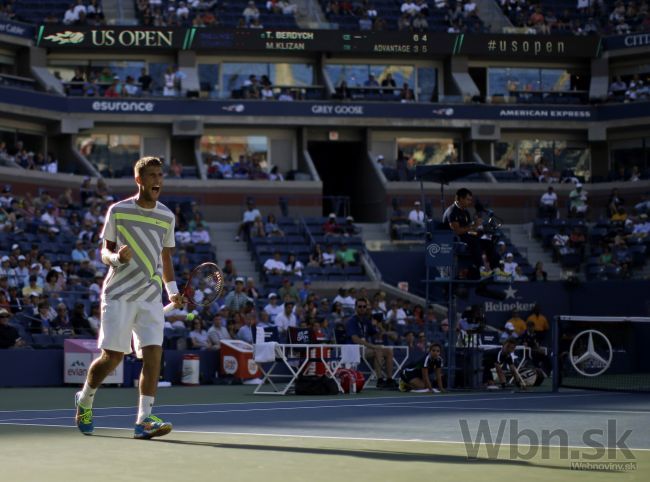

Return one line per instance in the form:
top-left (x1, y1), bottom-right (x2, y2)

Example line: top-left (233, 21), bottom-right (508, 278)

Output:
top-left (165, 280), bottom-right (179, 297)
top-left (108, 253), bottom-right (123, 267)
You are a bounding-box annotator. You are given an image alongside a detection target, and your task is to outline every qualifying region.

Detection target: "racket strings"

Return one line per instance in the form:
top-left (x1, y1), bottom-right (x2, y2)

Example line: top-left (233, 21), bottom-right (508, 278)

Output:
top-left (190, 264), bottom-right (224, 306)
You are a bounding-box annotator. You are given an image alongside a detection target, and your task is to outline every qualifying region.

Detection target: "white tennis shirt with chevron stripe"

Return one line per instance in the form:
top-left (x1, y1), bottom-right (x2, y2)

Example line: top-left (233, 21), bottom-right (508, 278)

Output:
top-left (100, 197), bottom-right (175, 302)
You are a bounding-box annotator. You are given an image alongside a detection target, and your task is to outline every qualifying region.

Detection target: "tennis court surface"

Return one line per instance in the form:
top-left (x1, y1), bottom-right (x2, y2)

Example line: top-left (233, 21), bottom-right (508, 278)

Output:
top-left (0, 386), bottom-right (647, 481)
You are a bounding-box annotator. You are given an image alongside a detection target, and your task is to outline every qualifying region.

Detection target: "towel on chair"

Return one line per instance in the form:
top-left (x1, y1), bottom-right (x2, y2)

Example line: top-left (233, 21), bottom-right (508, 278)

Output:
top-left (341, 344), bottom-right (360, 364)
top-left (254, 342), bottom-right (278, 363)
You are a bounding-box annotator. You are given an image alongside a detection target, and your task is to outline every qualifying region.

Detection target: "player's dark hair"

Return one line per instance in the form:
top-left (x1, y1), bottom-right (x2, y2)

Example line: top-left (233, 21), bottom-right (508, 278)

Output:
top-left (134, 156), bottom-right (163, 178)
top-left (430, 342), bottom-right (442, 351)
top-left (504, 337), bottom-right (518, 346)
top-left (456, 188), bottom-right (473, 200)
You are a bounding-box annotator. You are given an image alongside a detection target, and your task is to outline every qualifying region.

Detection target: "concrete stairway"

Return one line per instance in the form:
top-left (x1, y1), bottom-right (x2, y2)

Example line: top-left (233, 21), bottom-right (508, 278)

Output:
top-left (208, 222), bottom-right (260, 285)
top-left (358, 222), bottom-right (391, 251)
top-left (503, 223), bottom-right (564, 280)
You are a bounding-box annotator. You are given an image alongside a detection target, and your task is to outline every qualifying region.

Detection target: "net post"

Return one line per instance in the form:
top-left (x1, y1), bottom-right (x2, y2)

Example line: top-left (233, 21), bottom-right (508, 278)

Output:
top-left (552, 315), bottom-right (559, 393)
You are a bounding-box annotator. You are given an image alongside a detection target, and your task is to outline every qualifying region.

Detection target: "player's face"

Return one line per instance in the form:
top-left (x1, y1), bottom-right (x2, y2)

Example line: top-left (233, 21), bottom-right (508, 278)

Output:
top-left (136, 165), bottom-right (164, 202)
top-left (504, 343), bottom-right (516, 354)
top-left (459, 194), bottom-right (473, 209)
top-left (430, 346), bottom-right (441, 357)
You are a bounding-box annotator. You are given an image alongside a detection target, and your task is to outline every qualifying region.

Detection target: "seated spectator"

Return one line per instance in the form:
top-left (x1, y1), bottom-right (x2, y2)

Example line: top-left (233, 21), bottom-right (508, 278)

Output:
top-left (408, 201), bottom-right (425, 227)
top-left (224, 277), bottom-right (252, 313)
top-left (188, 318), bottom-right (212, 349)
top-left (269, 165), bottom-right (285, 180)
top-left (278, 278), bottom-right (300, 304)
top-left (539, 186), bottom-right (558, 218)
top-left (308, 244), bottom-right (324, 267)
top-left (335, 80), bottom-right (351, 100)
top-left (381, 73), bottom-right (397, 95)
top-left (505, 309), bottom-right (526, 336)
top-left (502, 253), bottom-right (518, 275)
top-left (0, 308), bottom-right (26, 349)
top-left (513, 265), bottom-right (529, 281)
top-left (264, 250), bottom-right (286, 276)
top-left (175, 224), bottom-right (192, 245)
top-left (274, 300), bottom-right (297, 339)
top-left (263, 293), bottom-right (282, 323)
top-left (222, 259), bottom-right (237, 283)
top-left (531, 261), bottom-right (547, 281)
top-left (389, 199), bottom-right (409, 238)
top-left (385, 299), bottom-right (407, 326)
top-left (342, 216), bottom-right (360, 237)
top-left (359, 14), bottom-right (373, 30)
top-left (265, 214), bottom-right (285, 237)
top-left (322, 244), bottom-right (336, 266)
top-left (243, 1), bottom-right (260, 25)
top-left (569, 227), bottom-right (586, 250)
top-left (51, 303), bottom-right (75, 336)
top-left (234, 278), bottom-right (254, 303)
top-left (207, 312), bottom-right (230, 350)
top-left (191, 224), bottom-right (211, 244)
top-left (526, 304), bottom-right (549, 334)
top-left (285, 254), bottom-right (304, 277)
top-left (335, 243), bottom-right (358, 267)
top-left (236, 199), bottom-right (261, 241)
top-left (569, 183), bottom-right (588, 218)
top-left (323, 213), bottom-right (342, 237)
top-left (22, 275), bottom-right (43, 298)
top-left (609, 76), bottom-right (627, 99)
top-left (345, 298), bottom-right (396, 388)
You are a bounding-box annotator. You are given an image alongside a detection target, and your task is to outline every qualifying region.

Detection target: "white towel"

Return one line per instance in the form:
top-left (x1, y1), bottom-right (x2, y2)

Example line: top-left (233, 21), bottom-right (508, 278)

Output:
top-left (254, 342), bottom-right (278, 363)
top-left (341, 344), bottom-right (360, 364)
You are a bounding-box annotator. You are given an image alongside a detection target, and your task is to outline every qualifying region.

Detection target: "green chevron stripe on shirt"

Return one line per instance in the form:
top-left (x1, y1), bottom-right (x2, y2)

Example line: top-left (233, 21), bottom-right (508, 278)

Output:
top-left (114, 212), bottom-right (171, 231)
top-left (116, 225), bottom-right (162, 288)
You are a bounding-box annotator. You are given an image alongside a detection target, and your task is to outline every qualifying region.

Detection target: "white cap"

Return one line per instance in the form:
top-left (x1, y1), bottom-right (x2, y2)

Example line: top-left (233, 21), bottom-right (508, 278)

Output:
top-left (0, 256), bottom-right (8, 262)
top-left (505, 322), bottom-right (515, 331)
top-left (17, 255), bottom-right (26, 261)
top-left (11, 244), bottom-right (19, 250)
top-left (576, 182), bottom-right (583, 188)
top-left (377, 154), bottom-right (384, 160)
top-left (506, 252), bottom-right (514, 258)
top-left (268, 292), bottom-right (278, 299)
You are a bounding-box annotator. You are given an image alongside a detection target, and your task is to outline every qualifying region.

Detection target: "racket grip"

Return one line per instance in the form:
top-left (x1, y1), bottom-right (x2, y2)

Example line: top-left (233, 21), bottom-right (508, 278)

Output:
top-left (163, 302), bottom-right (177, 314)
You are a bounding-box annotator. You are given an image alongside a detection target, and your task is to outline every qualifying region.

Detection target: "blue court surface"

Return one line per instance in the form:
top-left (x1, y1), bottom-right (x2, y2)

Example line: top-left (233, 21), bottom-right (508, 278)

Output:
top-left (0, 388), bottom-right (648, 481)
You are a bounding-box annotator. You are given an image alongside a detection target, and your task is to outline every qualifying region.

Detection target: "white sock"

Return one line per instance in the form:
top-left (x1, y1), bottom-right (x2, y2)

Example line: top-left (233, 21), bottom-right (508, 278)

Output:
top-left (78, 382), bottom-right (97, 409)
top-left (137, 395), bottom-right (155, 424)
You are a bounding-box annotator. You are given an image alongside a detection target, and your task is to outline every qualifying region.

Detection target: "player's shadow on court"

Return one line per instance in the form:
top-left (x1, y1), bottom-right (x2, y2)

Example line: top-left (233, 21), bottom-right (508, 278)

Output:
top-left (149, 438), bottom-right (575, 471)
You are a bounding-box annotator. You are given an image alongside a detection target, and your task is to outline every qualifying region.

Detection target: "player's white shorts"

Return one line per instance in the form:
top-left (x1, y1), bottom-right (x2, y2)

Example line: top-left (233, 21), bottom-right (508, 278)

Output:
top-left (98, 300), bottom-right (164, 355)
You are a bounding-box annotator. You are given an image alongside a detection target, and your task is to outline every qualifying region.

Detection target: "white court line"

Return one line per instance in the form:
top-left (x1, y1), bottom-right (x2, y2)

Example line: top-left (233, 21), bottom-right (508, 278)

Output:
top-left (0, 390), bottom-right (623, 414)
top-left (0, 393), bottom-right (603, 421)
top-left (379, 403), bottom-right (650, 415)
top-left (0, 393), bottom-right (624, 423)
top-left (0, 422), bottom-right (649, 453)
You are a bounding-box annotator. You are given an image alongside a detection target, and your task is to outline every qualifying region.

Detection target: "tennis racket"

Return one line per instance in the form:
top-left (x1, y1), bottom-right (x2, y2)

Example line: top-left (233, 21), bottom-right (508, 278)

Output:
top-left (163, 262), bottom-right (225, 313)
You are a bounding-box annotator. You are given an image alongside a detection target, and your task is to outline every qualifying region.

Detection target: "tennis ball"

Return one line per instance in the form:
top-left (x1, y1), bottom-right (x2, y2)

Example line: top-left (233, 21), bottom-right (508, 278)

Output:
top-left (186, 313), bottom-right (195, 322)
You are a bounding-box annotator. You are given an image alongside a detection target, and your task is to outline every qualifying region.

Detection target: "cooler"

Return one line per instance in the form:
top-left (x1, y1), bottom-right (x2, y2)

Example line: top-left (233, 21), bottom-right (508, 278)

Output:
top-left (220, 339), bottom-right (261, 379)
top-left (64, 338), bottom-right (123, 385)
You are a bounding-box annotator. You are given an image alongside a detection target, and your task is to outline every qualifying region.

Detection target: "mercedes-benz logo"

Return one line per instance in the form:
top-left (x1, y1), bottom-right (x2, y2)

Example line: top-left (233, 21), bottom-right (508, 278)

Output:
top-left (569, 329), bottom-right (613, 377)
top-left (427, 243), bottom-right (441, 256)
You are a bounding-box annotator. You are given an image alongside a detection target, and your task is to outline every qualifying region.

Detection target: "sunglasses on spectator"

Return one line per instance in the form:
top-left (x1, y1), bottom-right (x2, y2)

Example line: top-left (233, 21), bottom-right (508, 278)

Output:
top-left (356, 305), bottom-right (367, 309)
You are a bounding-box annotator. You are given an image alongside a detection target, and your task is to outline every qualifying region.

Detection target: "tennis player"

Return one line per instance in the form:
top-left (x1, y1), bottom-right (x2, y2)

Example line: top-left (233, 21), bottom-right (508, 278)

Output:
top-left (75, 156), bottom-right (183, 439)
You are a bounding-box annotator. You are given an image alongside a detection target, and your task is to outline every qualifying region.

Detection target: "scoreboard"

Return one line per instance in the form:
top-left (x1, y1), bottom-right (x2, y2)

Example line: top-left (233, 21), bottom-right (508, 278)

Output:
top-left (36, 26), bottom-right (600, 58)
